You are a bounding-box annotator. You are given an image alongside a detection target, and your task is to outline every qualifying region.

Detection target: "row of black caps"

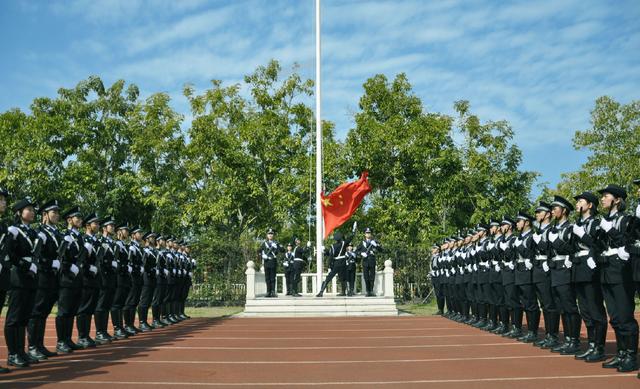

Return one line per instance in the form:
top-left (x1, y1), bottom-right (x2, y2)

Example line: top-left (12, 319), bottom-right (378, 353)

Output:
top-left (4, 197), bottom-right (188, 246)
top-left (433, 182), bottom-right (638, 248)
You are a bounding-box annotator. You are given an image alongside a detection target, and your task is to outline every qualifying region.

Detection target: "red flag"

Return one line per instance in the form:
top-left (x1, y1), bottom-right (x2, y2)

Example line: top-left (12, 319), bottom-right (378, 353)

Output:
top-left (321, 171), bottom-right (372, 239)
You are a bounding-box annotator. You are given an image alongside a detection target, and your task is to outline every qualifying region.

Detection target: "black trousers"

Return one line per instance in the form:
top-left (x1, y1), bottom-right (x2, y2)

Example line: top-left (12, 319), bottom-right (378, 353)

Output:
top-left (345, 264), bottom-right (356, 292)
top-left (322, 264), bottom-right (346, 293)
top-left (516, 283), bottom-right (539, 312)
top-left (433, 281), bottom-right (445, 311)
top-left (152, 282), bottom-right (167, 307)
top-left (31, 287), bottom-right (58, 319)
top-left (57, 287), bottom-right (82, 317)
top-left (77, 286), bottom-right (100, 316)
top-left (264, 266), bottom-right (276, 294)
top-left (293, 262), bottom-right (305, 293)
top-left (575, 280), bottom-right (608, 344)
top-left (5, 288), bottom-right (36, 327)
top-left (602, 282), bottom-right (639, 336)
top-left (284, 267), bottom-right (294, 294)
top-left (490, 282), bottom-right (505, 306)
top-left (362, 259), bottom-right (376, 293)
top-left (125, 282), bottom-right (142, 311)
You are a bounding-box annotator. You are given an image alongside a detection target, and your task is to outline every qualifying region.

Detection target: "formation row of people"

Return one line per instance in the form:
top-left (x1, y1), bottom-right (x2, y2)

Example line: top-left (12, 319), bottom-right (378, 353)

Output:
top-left (0, 192), bottom-right (196, 373)
top-left (430, 181), bottom-right (640, 378)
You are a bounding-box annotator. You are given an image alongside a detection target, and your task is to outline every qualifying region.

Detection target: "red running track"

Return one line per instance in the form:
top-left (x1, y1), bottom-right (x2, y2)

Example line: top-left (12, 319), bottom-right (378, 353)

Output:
top-left (0, 315), bottom-right (637, 388)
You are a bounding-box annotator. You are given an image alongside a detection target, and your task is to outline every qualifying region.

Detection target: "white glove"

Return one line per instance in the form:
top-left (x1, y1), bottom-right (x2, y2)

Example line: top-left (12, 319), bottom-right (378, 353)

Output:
top-left (618, 247), bottom-right (630, 261)
top-left (52, 259), bottom-right (61, 270)
top-left (542, 262), bottom-right (549, 272)
top-left (548, 232), bottom-right (558, 242)
top-left (494, 264), bottom-right (500, 272)
top-left (635, 204), bottom-right (640, 218)
top-left (572, 224), bottom-right (586, 238)
top-left (283, 262), bottom-right (289, 267)
top-left (307, 241), bottom-right (312, 247)
top-left (532, 234), bottom-right (541, 244)
top-left (587, 257), bottom-right (596, 269)
top-left (261, 253), bottom-right (268, 259)
top-left (155, 269), bottom-right (160, 276)
top-left (507, 262), bottom-right (515, 270)
top-left (140, 266), bottom-right (144, 273)
top-left (29, 263), bottom-right (38, 274)
top-left (451, 267), bottom-right (456, 274)
top-left (172, 268), bottom-right (177, 274)
top-left (89, 265), bottom-right (98, 274)
top-left (327, 268), bottom-right (332, 273)
top-left (361, 252), bottom-right (368, 258)
top-left (473, 264), bottom-right (478, 271)
top-left (563, 258), bottom-right (572, 268)
top-left (70, 264), bottom-right (80, 275)
top-left (600, 218), bottom-right (613, 232)
top-left (188, 271), bottom-right (193, 277)
top-left (164, 269), bottom-right (169, 275)
top-left (111, 260), bottom-right (118, 268)
top-left (0, 263), bottom-right (2, 273)
top-left (127, 265), bottom-right (133, 273)
top-left (371, 241), bottom-right (377, 247)
top-left (525, 259), bottom-right (533, 270)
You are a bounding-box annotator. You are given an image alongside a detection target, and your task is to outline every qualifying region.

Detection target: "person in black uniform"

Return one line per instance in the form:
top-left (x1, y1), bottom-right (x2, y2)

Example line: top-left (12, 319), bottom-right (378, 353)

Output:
top-left (476, 223), bottom-right (496, 329)
top-left (356, 227), bottom-right (383, 297)
top-left (180, 241), bottom-right (193, 319)
top-left (291, 237), bottom-right (310, 297)
top-left (597, 184), bottom-right (638, 372)
top-left (124, 227), bottom-right (144, 334)
top-left (27, 200), bottom-right (62, 361)
top-left (547, 195), bottom-right (581, 355)
top-left (76, 212), bottom-right (101, 349)
top-left (95, 216), bottom-right (117, 344)
top-left (532, 201), bottom-right (561, 349)
top-left (345, 242), bottom-right (357, 296)
top-left (149, 232), bottom-right (168, 327)
top-left (5, 198), bottom-right (40, 368)
top-left (316, 230), bottom-right (351, 297)
top-left (56, 206), bottom-right (85, 353)
top-left (499, 217), bottom-right (523, 339)
top-left (258, 228), bottom-right (283, 297)
top-left (430, 244), bottom-right (445, 315)
top-left (571, 191), bottom-right (608, 362)
top-left (0, 188), bottom-right (11, 373)
top-left (513, 211), bottom-right (540, 343)
top-left (159, 235), bottom-right (178, 324)
top-left (165, 236), bottom-right (182, 322)
top-left (171, 237), bottom-right (187, 321)
top-left (138, 232), bottom-right (157, 331)
top-left (111, 223), bottom-right (131, 340)
top-left (283, 242), bottom-right (295, 296)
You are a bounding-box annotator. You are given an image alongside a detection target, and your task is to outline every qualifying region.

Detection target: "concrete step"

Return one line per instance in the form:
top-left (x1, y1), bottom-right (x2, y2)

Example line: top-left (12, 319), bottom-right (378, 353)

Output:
top-left (240, 296), bottom-right (399, 317)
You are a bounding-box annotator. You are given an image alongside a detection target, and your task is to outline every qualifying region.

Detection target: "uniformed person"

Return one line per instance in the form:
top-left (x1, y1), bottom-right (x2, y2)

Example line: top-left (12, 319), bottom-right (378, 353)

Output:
top-left (181, 241), bottom-right (194, 319)
top-left (547, 195), bottom-right (581, 355)
top-left (171, 237), bottom-right (187, 321)
top-left (571, 191), bottom-right (608, 362)
top-left (56, 206), bottom-right (84, 353)
top-left (513, 211), bottom-right (540, 343)
top-left (5, 198), bottom-right (40, 367)
top-left (597, 184), bottom-right (638, 372)
top-left (149, 232), bottom-right (168, 327)
top-left (345, 242), bottom-right (357, 296)
top-left (27, 200), bottom-right (62, 361)
top-left (165, 236), bottom-right (182, 322)
top-left (137, 231), bottom-right (157, 331)
top-left (476, 223), bottom-right (497, 329)
top-left (124, 227), bottom-right (144, 334)
top-left (429, 244), bottom-right (445, 315)
top-left (291, 237), bottom-right (310, 297)
top-left (532, 201), bottom-right (561, 349)
top-left (258, 228), bottom-right (283, 297)
top-left (499, 217), bottom-right (523, 339)
top-left (158, 235), bottom-right (178, 324)
top-left (316, 230), bottom-right (351, 297)
top-left (356, 227), bottom-right (383, 297)
top-left (283, 242), bottom-right (295, 295)
top-left (0, 188), bottom-right (11, 373)
top-left (76, 212), bottom-right (101, 348)
top-left (111, 223), bottom-right (132, 340)
top-left (95, 216), bottom-right (117, 344)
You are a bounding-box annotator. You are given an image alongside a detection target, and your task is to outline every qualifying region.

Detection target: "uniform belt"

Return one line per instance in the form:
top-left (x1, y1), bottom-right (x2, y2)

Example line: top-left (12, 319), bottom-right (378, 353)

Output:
top-left (516, 259), bottom-right (525, 263)
top-left (334, 256), bottom-right (346, 259)
top-left (22, 257), bottom-right (33, 263)
top-left (575, 249), bottom-right (590, 257)
top-left (552, 255), bottom-right (569, 261)
top-left (535, 255), bottom-right (547, 261)
top-left (603, 247), bottom-right (622, 256)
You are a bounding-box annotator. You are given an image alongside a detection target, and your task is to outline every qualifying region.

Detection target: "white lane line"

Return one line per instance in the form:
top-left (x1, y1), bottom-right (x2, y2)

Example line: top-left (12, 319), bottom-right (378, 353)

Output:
top-left (41, 334), bottom-right (495, 340)
top-left (42, 354), bottom-right (566, 365)
top-left (92, 342), bottom-right (526, 350)
top-left (0, 374), bottom-right (635, 386)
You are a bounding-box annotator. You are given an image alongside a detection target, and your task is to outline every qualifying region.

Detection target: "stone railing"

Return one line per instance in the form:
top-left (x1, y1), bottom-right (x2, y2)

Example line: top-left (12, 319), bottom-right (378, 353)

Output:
top-left (245, 259), bottom-right (395, 299)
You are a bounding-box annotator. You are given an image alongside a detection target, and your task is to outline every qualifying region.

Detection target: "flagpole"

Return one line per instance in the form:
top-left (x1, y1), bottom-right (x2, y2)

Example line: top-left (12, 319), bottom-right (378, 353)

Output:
top-left (315, 0), bottom-right (324, 290)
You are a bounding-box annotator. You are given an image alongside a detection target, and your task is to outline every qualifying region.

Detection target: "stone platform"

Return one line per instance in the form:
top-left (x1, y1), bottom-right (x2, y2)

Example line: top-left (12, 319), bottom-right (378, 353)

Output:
top-left (240, 295), bottom-right (399, 317)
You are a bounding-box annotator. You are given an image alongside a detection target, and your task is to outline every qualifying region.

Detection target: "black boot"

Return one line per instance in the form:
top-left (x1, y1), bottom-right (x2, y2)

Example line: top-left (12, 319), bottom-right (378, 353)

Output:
top-left (584, 344), bottom-right (606, 362)
top-left (551, 335), bottom-right (571, 353)
top-left (541, 334), bottom-right (560, 349)
top-left (603, 334), bottom-right (626, 368)
top-left (55, 317), bottom-right (72, 354)
top-left (6, 326), bottom-right (29, 368)
top-left (37, 317), bottom-right (57, 357)
top-left (17, 327), bottom-right (38, 364)
top-left (316, 281), bottom-right (327, 297)
top-left (337, 282), bottom-right (347, 296)
top-left (618, 334), bottom-right (638, 372)
top-left (576, 342), bottom-right (596, 360)
top-left (27, 319), bottom-right (47, 361)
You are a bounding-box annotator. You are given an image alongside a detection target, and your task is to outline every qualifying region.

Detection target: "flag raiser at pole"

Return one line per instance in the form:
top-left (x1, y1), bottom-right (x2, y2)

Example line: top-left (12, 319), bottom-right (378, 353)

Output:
top-left (321, 171), bottom-right (372, 239)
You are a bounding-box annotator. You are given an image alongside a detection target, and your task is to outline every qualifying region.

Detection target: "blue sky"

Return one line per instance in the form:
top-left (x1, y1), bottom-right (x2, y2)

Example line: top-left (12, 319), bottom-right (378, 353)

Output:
top-left (1, 0), bottom-right (638, 196)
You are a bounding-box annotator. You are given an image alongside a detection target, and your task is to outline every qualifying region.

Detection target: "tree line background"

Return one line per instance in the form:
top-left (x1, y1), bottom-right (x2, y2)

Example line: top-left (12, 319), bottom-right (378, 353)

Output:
top-left (1, 60), bottom-right (636, 304)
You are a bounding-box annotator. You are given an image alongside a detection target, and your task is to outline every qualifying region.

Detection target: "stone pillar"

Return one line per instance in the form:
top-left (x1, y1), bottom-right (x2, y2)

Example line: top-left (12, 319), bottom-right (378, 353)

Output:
top-left (245, 261), bottom-right (256, 300)
top-left (383, 260), bottom-right (394, 298)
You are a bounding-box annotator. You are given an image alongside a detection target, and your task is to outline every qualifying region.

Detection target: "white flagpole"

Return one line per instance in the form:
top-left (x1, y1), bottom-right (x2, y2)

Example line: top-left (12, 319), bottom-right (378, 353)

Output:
top-left (315, 0), bottom-right (324, 290)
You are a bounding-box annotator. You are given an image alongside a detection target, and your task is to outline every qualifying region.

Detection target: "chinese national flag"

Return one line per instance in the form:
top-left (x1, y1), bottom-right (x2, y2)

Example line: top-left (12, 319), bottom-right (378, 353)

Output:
top-left (321, 171), bottom-right (372, 239)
